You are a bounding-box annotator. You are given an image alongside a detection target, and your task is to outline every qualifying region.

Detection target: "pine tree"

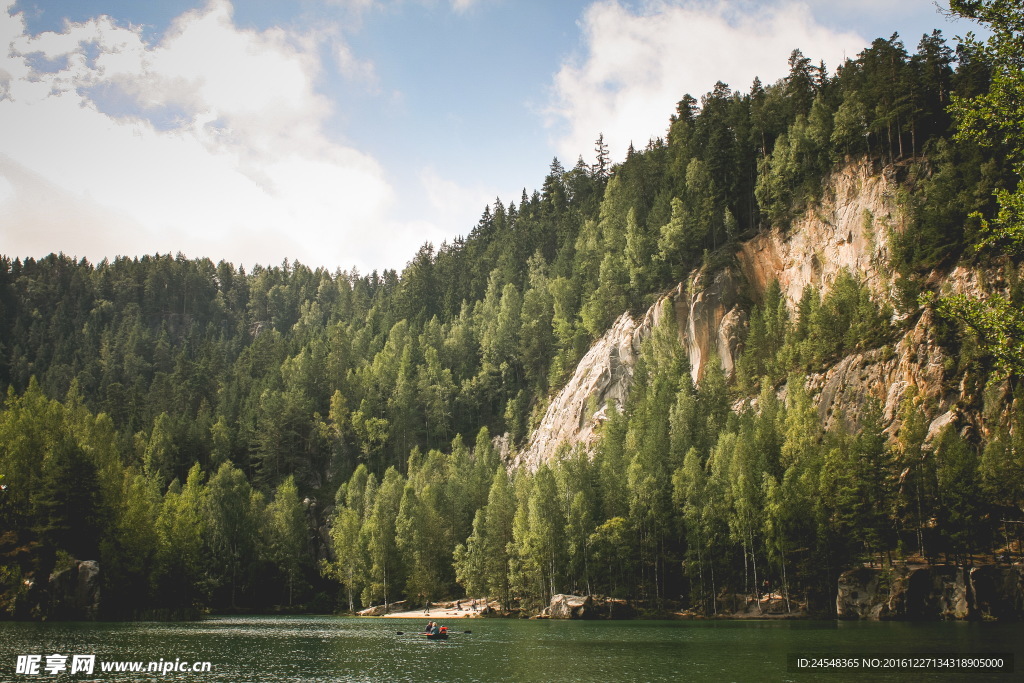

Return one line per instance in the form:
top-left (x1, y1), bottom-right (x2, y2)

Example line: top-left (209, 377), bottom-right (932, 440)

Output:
top-left (593, 133), bottom-right (611, 180)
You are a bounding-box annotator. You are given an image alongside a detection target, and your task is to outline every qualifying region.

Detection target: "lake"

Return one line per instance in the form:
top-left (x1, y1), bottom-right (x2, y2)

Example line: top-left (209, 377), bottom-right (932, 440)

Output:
top-left (2, 616), bottom-right (1022, 682)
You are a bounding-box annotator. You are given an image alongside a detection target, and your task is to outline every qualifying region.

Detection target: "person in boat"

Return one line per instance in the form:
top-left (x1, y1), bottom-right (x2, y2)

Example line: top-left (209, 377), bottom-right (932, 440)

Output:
top-left (429, 622), bottom-right (441, 635)
top-left (424, 620), bottom-right (433, 633)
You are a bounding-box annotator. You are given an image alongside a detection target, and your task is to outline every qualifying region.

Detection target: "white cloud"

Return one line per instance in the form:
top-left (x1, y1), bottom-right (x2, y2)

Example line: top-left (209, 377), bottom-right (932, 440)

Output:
top-left (548, 0), bottom-right (868, 164)
top-left (336, 42), bottom-right (380, 89)
top-left (418, 165), bottom-right (497, 245)
top-left (0, 0), bottom-right (415, 272)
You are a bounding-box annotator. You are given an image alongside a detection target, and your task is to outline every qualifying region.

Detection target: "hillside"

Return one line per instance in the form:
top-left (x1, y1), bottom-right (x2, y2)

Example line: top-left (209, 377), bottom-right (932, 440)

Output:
top-left (2, 6), bottom-right (1023, 620)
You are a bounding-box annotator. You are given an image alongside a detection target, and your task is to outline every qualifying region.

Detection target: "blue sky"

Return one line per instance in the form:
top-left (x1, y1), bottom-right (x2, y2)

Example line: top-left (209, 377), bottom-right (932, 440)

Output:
top-left (0, 0), bottom-right (982, 273)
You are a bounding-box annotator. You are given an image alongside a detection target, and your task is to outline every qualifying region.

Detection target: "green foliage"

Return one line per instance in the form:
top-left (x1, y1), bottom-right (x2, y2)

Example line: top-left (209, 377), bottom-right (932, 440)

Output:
top-left (934, 1), bottom-right (1024, 377)
top-left (266, 476), bottom-right (311, 606)
top-left (33, 438), bottom-right (102, 561)
top-left (933, 291), bottom-right (1024, 377)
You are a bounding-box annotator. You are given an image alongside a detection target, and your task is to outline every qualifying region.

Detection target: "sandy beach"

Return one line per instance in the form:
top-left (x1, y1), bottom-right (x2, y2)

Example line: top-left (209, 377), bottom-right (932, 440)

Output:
top-left (380, 607), bottom-right (479, 619)
top-left (368, 599), bottom-right (493, 619)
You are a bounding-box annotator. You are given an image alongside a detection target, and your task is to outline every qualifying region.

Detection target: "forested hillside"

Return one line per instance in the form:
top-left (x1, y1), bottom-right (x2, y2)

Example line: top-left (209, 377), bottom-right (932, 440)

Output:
top-left (2, 2), bottom-right (1022, 619)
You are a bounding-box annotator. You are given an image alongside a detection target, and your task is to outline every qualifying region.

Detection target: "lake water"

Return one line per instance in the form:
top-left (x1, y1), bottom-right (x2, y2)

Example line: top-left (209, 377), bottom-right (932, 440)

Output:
top-left (2, 616), bottom-right (1022, 682)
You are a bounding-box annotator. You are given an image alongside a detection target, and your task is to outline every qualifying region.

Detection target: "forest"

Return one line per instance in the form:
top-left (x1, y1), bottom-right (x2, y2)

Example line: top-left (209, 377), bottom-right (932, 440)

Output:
top-left (1, 1), bottom-right (1022, 619)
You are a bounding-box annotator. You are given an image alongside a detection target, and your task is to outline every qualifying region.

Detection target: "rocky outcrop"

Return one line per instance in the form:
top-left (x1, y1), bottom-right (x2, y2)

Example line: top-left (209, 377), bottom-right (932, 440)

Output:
top-left (678, 267), bottom-right (746, 383)
top-left (356, 600), bottom-right (407, 616)
top-left (836, 567), bottom-right (911, 620)
top-left (515, 159), bottom-right (1004, 468)
top-left (799, 259), bottom-right (1013, 437)
top-left (48, 560), bottom-right (101, 620)
top-left (512, 312), bottom-right (647, 470)
top-left (837, 565), bottom-right (1024, 621)
top-left (542, 594), bottom-right (635, 619)
top-left (545, 593), bottom-right (593, 619)
top-left (514, 267), bottom-right (745, 470)
top-left (737, 158), bottom-right (902, 308)
top-left (804, 308), bottom-right (950, 433)
top-left (971, 565), bottom-right (1024, 620)
top-left (517, 161), bottom-right (906, 470)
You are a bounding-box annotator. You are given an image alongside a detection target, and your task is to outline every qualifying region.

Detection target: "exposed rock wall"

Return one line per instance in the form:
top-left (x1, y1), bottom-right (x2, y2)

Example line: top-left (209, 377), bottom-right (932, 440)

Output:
top-left (541, 593), bottom-right (636, 619)
top-left (797, 260), bottom-right (1006, 437)
top-left (737, 158), bottom-right (903, 307)
top-left (805, 308), bottom-right (949, 433)
top-left (516, 160), bottom-right (1006, 469)
top-left (513, 268), bottom-right (745, 470)
top-left (511, 311), bottom-right (646, 470)
top-left (517, 161), bottom-right (903, 470)
top-left (836, 565), bottom-right (1024, 621)
top-left (679, 268), bottom-right (746, 383)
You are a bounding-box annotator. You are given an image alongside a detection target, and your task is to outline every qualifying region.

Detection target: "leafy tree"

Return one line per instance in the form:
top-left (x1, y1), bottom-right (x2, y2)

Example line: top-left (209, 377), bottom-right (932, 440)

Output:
top-left (153, 464), bottom-right (207, 613)
top-left (395, 483), bottom-right (445, 604)
top-left (581, 252), bottom-right (628, 337)
top-left (266, 476), bottom-right (310, 606)
top-left (100, 469), bottom-right (161, 617)
top-left (657, 197), bottom-right (697, 280)
top-left (933, 424), bottom-right (987, 561)
top-left (518, 254), bottom-right (555, 395)
top-left (361, 467), bottom-right (405, 608)
top-left (325, 466), bottom-right (371, 612)
top-left (143, 412), bottom-right (178, 487)
top-left (205, 462), bottom-right (260, 608)
top-left (33, 438), bottom-right (102, 561)
top-left (934, 0), bottom-right (1024, 376)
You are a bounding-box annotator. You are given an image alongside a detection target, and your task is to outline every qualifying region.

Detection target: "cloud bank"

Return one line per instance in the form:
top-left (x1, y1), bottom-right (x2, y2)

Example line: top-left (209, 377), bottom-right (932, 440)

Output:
top-left (548, 0), bottom-right (868, 164)
top-left (0, 0), bottom-right (399, 271)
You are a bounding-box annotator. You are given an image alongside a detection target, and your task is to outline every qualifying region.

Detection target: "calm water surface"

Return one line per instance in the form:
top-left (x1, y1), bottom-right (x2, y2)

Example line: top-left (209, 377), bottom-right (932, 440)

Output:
top-left (2, 616), bottom-right (1022, 682)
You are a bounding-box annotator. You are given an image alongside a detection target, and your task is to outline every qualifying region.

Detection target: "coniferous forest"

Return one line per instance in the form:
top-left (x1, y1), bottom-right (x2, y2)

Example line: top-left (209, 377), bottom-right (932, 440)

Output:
top-left (2, 1), bottom-right (1023, 619)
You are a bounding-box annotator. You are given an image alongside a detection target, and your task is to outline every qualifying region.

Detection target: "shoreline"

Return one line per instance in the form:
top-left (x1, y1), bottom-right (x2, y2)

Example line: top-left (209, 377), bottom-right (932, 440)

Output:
top-left (379, 608), bottom-right (480, 619)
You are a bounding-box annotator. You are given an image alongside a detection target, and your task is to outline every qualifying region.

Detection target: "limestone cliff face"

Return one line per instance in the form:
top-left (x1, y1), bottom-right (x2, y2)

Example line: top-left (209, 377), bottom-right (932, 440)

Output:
top-left (517, 160), bottom-right (987, 469)
top-left (514, 267), bottom-right (746, 470)
top-left (678, 267), bottom-right (746, 383)
top-left (511, 311), bottom-right (647, 470)
top-left (799, 260), bottom-right (1011, 441)
top-left (805, 308), bottom-right (948, 434)
top-left (737, 158), bottom-right (903, 307)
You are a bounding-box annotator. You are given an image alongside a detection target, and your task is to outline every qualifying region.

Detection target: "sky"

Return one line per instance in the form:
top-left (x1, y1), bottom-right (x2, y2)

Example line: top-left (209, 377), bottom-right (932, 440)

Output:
top-left (0, 0), bottom-right (983, 274)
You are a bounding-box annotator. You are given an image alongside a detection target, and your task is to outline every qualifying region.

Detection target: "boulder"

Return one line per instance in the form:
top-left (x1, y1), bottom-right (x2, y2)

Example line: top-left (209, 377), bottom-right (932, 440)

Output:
top-left (906, 566), bottom-right (969, 620)
top-left (546, 594), bottom-right (593, 619)
top-left (49, 560), bottom-right (101, 620)
top-left (971, 565), bottom-right (1024, 620)
top-left (544, 594), bottom-right (635, 620)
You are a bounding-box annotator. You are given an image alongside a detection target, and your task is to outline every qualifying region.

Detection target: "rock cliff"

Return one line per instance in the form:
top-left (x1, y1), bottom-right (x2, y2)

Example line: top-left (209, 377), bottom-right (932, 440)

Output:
top-left (517, 158), bottom-right (1017, 471)
top-left (541, 593), bottom-right (636, 619)
top-left (737, 158), bottom-right (902, 307)
top-left (513, 267), bottom-right (746, 470)
top-left (518, 160), bottom-right (919, 469)
top-left (511, 312), bottom-right (646, 470)
top-left (836, 565), bottom-right (1024, 621)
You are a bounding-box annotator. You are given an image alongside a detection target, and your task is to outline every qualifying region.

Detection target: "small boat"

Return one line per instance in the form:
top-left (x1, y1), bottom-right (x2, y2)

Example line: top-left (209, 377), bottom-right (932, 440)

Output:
top-left (426, 629), bottom-right (449, 640)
